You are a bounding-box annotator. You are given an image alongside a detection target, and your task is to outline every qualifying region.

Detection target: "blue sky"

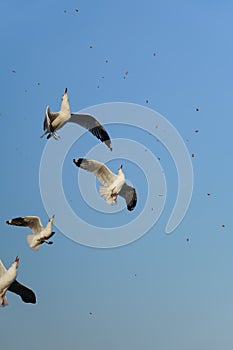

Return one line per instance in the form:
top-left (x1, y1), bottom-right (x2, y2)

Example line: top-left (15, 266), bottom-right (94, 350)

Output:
top-left (1, 0), bottom-right (233, 349)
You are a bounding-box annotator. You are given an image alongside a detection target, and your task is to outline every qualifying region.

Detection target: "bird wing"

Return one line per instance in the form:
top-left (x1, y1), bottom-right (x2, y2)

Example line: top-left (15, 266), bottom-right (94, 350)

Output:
top-left (46, 107), bottom-right (59, 125)
top-left (8, 280), bottom-right (36, 304)
top-left (73, 158), bottom-right (117, 186)
top-left (118, 183), bottom-right (137, 211)
top-left (6, 216), bottom-right (43, 235)
top-left (43, 106), bottom-right (50, 131)
top-left (43, 106), bottom-right (60, 131)
top-left (70, 113), bottom-right (112, 150)
top-left (0, 260), bottom-right (6, 278)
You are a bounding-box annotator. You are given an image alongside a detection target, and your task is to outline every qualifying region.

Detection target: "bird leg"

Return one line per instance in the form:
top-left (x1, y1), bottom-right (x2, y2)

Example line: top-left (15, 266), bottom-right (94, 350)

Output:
top-left (110, 189), bottom-right (118, 203)
top-left (37, 237), bottom-right (54, 245)
top-left (1, 295), bottom-right (5, 306)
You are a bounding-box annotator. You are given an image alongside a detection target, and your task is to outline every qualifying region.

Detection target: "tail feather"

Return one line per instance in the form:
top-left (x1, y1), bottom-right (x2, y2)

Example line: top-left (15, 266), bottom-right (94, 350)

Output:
top-left (27, 235), bottom-right (40, 251)
top-left (99, 186), bottom-right (117, 205)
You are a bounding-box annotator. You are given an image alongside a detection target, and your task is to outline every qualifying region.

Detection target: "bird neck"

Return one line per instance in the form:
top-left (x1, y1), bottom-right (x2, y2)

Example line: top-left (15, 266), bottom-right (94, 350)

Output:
top-left (60, 95), bottom-right (71, 114)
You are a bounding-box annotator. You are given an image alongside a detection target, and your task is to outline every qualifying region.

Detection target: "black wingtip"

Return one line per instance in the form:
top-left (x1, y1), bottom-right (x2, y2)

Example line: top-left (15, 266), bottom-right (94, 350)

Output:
top-left (127, 193), bottom-right (137, 211)
top-left (73, 158), bottom-right (83, 167)
top-left (64, 87), bottom-right (68, 94)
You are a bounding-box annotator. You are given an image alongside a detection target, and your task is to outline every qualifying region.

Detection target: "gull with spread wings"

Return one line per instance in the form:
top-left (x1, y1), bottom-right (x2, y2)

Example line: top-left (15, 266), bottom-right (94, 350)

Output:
top-left (0, 257), bottom-right (36, 306)
top-left (6, 215), bottom-right (55, 251)
top-left (73, 158), bottom-right (137, 211)
top-left (40, 88), bottom-right (112, 150)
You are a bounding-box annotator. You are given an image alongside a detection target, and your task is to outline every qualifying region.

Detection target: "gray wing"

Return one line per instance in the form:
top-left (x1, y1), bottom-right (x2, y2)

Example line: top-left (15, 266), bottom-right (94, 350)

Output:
top-left (73, 158), bottom-right (117, 186)
top-left (118, 183), bottom-right (137, 211)
top-left (6, 216), bottom-right (43, 234)
top-left (70, 113), bottom-right (112, 150)
top-left (8, 280), bottom-right (36, 304)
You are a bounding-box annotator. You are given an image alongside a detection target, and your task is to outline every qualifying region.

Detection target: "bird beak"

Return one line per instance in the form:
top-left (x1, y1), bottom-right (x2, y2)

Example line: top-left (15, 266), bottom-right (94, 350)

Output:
top-left (14, 256), bottom-right (19, 266)
top-left (120, 165), bottom-right (123, 169)
top-left (64, 88), bottom-right (68, 94)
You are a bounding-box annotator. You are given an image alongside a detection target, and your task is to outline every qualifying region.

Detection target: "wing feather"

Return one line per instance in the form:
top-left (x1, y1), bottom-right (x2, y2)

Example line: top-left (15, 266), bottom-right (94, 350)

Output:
top-left (118, 183), bottom-right (137, 211)
top-left (70, 113), bottom-right (112, 150)
top-left (6, 216), bottom-right (43, 234)
top-left (0, 260), bottom-right (6, 278)
top-left (73, 158), bottom-right (117, 186)
top-left (8, 280), bottom-right (36, 304)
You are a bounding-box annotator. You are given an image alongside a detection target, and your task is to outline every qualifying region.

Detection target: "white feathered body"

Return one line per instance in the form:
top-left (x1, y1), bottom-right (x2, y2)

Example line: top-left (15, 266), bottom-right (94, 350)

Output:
top-left (50, 91), bottom-right (71, 131)
top-left (99, 169), bottom-right (125, 205)
top-left (0, 260), bottom-right (18, 306)
top-left (27, 217), bottom-right (54, 251)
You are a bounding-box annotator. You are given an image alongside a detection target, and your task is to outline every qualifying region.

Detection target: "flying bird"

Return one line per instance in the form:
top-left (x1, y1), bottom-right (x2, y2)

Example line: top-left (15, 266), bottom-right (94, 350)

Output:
top-left (73, 158), bottom-right (137, 211)
top-left (0, 257), bottom-right (36, 306)
top-left (6, 215), bottom-right (55, 251)
top-left (40, 88), bottom-right (112, 150)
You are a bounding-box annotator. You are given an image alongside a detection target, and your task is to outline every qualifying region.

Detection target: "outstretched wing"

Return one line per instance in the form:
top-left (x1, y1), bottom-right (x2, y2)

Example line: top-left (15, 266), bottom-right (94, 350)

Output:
top-left (0, 260), bottom-right (6, 278)
top-left (6, 216), bottom-right (43, 235)
top-left (119, 183), bottom-right (137, 211)
top-left (70, 113), bottom-right (112, 150)
top-left (73, 158), bottom-right (117, 186)
top-left (8, 280), bottom-right (36, 304)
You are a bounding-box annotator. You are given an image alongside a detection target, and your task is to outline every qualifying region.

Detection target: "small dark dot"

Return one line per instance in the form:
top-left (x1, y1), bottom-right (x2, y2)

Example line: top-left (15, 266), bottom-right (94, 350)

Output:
top-left (195, 107), bottom-right (199, 112)
top-left (75, 8), bottom-right (79, 12)
top-left (146, 100), bottom-right (149, 104)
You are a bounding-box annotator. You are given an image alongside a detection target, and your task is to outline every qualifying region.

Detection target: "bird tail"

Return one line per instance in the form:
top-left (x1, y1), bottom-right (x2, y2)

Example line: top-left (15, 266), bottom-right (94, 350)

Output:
top-left (0, 295), bottom-right (8, 307)
top-left (99, 186), bottom-right (117, 205)
top-left (27, 235), bottom-right (40, 251)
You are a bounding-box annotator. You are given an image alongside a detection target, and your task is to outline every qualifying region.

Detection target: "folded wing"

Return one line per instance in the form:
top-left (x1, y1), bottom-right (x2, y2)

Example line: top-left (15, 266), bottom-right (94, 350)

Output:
top-left (70, 113), bottom-right (112, 150)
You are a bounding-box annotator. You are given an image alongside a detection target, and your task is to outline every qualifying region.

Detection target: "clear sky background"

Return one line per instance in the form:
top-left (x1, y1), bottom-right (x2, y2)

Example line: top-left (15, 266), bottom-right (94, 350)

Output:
top-left (1, 0), bottom-right (233, 349)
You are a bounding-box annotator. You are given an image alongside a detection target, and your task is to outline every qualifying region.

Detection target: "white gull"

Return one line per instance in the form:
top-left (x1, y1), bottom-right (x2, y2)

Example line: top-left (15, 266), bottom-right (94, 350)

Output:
top-left (73, 158), bottom-right (137, 211)
top-left (0, 257), bottom-right (36, 306)
top-left (6, 215), bottom-right (55, 251)
top-left (40, 88), bottom-right (112, 150)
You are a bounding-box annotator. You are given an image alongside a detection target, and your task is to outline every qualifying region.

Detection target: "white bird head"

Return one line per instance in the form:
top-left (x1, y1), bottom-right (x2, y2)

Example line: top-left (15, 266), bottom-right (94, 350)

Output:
top-left (62, 88), bottom-right (68, 100)
top-left (118, 165), bottom-right (123, 174)
top-left (14, 256), bottom-right (19, 268)
top-left (49, 214), bottom-right (55, 223)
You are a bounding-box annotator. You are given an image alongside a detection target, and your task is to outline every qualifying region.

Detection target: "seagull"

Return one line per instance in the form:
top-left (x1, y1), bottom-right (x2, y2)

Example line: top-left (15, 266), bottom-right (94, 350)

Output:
top-left (73, 158), bottom-right (137, 211)
top-left (40, 88), bottom-right (112, 150)
top-left (6, 215), bottom-right (55, 251)
top-left (0, 257), bottom-right (36, 306)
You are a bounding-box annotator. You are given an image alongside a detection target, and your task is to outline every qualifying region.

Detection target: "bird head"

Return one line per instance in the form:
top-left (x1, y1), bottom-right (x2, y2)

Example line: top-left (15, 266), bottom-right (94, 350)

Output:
top-left (14, 256), bottom-right (19, 268)
top-left (118, 165), bottom-right (123, 174)
top-left (49, 214), bottom-right (55, 223)
top-left (62, 88), bottom-right (68, 100)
